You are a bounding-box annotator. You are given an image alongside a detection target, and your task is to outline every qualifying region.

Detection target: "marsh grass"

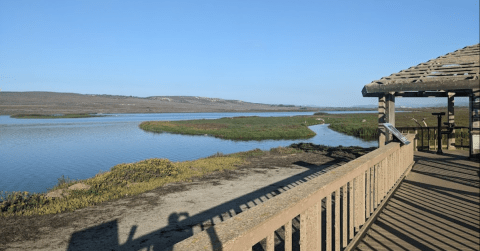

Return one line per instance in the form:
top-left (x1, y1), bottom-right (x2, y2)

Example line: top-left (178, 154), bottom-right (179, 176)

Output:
top-left (140, 115), bottom-right (325, 140)
top-left (139, 109), bottom-right (470, 142)
top-left (0, 150), bottom-right (262, 217)
top-left (11, 113), bottom-right (106, 119)
top-left (319, 108), bottom-right (471, 141)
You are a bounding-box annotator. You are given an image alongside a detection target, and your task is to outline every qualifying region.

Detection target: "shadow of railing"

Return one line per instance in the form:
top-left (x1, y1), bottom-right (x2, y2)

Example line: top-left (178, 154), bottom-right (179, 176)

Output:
top-left (66, 157), bottom-right (352, 251)
top-left (355, 151), bottom-right (480, 251)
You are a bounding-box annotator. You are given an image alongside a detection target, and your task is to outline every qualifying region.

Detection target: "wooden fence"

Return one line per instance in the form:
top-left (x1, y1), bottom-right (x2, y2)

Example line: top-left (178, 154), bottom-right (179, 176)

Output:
top-left (169, 134), bottom-right (415, 251)
top-left (396, 126), bottom-right (469, 151)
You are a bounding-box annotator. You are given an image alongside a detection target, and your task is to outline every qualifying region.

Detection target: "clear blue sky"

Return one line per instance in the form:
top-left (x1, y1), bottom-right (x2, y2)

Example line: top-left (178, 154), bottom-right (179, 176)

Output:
top-left (1, 0), bottom-right (478, 107)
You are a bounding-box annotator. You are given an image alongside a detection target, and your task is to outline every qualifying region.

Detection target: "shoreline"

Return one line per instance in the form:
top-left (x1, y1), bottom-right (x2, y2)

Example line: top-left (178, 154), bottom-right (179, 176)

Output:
top-left (0, 144), bottom-right (374, 250)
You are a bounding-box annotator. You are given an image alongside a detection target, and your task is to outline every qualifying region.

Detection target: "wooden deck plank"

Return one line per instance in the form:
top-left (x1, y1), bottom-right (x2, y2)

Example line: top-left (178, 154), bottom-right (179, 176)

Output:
top-left (355, 150), bottom-right (480, 251)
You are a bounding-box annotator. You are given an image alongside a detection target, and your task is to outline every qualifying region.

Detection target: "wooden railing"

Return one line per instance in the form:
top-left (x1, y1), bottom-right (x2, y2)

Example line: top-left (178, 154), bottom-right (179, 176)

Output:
top-left (396, 126), bottom-right (469, 151)
top-left (169, 134), bottom-right (415, 251)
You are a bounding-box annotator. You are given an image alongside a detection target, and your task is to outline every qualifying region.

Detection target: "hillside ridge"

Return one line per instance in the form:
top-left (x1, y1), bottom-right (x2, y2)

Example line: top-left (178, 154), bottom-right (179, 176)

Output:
top-left (0, 91), bottom-right (315, 115)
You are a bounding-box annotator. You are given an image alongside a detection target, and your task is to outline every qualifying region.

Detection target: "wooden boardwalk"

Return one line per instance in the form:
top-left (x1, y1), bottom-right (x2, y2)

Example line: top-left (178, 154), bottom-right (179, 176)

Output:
top-left (355, 150), bottom-right (480, 251)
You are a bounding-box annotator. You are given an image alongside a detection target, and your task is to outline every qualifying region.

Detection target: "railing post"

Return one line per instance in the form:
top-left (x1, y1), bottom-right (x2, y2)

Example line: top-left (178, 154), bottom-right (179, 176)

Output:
top-left (428, 128), bottom-right (431, 150)
top-left (421, 128), bottom-right (424, 151)
top-left (448, 92), bottom-right (456, 150)
top-left (414, 129), bottom-right (418, 151)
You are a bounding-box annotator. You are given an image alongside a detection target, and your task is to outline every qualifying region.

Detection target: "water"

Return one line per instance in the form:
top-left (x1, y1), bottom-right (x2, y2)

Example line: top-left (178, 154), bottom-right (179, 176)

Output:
top-left (0, 112), bottom-right (377, 193)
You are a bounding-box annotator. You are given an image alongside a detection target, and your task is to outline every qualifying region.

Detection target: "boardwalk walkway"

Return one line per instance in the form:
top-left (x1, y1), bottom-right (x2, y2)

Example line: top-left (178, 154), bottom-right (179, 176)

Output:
top-left (355, 150), bottom-right (480, 251)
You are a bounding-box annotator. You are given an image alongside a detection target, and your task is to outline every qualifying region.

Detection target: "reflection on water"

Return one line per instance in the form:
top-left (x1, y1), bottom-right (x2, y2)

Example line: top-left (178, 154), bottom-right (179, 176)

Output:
top-left (0, 112), bottom-right (376, 193)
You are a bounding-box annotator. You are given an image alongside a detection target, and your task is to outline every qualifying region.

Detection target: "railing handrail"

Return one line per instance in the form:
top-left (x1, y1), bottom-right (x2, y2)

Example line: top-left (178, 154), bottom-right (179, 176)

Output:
top-left (396, 126), bottom-right (469, 130)
top-left (169, 135), bottom-right (415, 250)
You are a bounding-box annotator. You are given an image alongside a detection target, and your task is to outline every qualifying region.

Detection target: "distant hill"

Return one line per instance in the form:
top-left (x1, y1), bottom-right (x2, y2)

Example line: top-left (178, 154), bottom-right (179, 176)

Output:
top-left (0, 92), bottom-right (318, 115)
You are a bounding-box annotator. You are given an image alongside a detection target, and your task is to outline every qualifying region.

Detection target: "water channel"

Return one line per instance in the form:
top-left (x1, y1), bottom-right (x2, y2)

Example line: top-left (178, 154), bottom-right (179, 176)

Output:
top-left (0, 112), bottom-right (377, 193)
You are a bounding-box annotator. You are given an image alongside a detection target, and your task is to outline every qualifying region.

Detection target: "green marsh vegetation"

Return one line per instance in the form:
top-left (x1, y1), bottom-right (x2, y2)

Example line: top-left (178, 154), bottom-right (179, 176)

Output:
top-left (315, 107), bottom-right (471, 145)
top-left (140, 108), bottom-right (470, 143)
top-left (140, 116), bottom-right (326, 140)
top-left (1, 154), bottom-right (244, 216)
top-left (11, 113), bottom-right (106, 119)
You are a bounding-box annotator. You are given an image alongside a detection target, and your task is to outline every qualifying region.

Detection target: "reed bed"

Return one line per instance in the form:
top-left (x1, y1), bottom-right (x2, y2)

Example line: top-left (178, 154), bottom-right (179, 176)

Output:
top-left (11, 113), bottom-right (106, 119)
top-left (140, 115), bottom-right (325, 140)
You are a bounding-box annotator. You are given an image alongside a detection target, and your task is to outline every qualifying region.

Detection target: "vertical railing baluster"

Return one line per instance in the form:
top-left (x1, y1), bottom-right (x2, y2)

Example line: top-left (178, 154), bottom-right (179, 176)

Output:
top-left (389, 154), bottom-right (393, 189)
top-left (384, 157), bottom-right (388, 197)
top-left (300, 211), bottom-right (307, 250)
top-left (342, 185), bottom-right (348, 249)
top-left (327, 194), bottom-right (332, 251)
top-left (349, 181), bottom-right (354, 243)
top-left (335, 189), bottom-right (340, 251)
top-left (365, 168), bottom-right (370, 219)
top-left (370, 166), bottom-right (374, 215)
top-left (318, 201), bottom-right (322, 251)
top-left (266, 232), bottom-right (274, 251)
top-left (285, 220), bottom-right (292, 251)
top-left (354, 173), bottom-right (365, 233)
top-left (361, 172), bottom-right (366, 226)
top-left (301, 205), bottom-right (320, 251)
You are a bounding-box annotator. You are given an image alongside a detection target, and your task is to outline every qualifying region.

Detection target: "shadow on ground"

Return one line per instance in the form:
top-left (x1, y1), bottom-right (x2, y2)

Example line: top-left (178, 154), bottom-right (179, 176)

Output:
top-left (65, 152), bottom-right (363, 250)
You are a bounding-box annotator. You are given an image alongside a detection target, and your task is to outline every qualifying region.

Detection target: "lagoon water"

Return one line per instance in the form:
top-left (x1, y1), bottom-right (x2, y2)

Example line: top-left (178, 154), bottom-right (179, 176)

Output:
top-left (0, 112), bottom-right (376, 193)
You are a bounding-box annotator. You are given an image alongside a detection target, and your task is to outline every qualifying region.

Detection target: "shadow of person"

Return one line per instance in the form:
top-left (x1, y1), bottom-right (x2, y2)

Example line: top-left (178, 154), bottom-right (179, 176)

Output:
top-left (169, 212), bottom-right (189, 229)
top-left (66, 212), bottom-right (224, 250)
top-left (67, 219), bottom-right (120, 251)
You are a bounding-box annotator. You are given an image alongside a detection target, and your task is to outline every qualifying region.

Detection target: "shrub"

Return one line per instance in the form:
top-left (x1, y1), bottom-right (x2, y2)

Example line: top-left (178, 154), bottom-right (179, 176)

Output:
top-left (0, 191), bottom-right (50, 213)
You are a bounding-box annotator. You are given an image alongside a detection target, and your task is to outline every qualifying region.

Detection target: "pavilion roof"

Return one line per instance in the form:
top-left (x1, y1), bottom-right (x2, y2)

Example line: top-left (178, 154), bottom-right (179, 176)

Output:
top-left (362, 44), bottom-right (479, 97)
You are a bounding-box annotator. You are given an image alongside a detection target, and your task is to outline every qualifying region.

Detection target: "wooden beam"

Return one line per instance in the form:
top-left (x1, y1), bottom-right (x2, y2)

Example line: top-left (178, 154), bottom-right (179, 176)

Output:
top-left (378, 95), bottom-right (386, 147)
top-left (362, 90), bottom-right (472, 98)
top-left (362, 79), bottom-right (479, 96)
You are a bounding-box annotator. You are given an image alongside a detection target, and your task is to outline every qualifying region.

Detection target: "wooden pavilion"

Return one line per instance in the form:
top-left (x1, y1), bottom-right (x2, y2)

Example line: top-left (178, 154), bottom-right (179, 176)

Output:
top-left (362, 44), bottom-right (480, 158)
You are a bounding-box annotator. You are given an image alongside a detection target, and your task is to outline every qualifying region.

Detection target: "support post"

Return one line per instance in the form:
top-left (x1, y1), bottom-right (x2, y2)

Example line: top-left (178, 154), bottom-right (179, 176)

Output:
top-left (448, 92), bottom-right (456, 150)
top-left (470, 89), bottom-right (480, 158)
top-left (385, 93), bottom-right (396, 143)
top-left (378, 95), bottom-right (386, 147)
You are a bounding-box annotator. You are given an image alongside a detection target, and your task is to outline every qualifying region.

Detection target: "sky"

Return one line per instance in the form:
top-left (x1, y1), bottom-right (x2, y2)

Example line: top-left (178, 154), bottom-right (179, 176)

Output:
top-left (0, 0), bottom-right (478, 107)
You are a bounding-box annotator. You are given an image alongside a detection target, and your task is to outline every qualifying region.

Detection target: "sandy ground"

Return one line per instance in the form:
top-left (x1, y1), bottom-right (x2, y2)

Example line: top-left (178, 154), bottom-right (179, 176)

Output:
top-left (0, 148), bottom-right (371, 251)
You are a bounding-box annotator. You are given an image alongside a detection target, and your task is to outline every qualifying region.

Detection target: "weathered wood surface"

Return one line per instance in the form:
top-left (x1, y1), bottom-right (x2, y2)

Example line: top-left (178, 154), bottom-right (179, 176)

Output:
top-left (362, 44), bottom-right (480, 96)
top-left (355, 150), bottom-right (480, 251)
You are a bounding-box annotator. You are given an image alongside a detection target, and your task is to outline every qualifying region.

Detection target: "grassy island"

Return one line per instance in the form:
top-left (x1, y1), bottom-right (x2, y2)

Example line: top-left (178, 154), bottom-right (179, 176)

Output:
top-left (140, 116), bottom-right (326, 140)
top-left (11, 113), bottom-right (107, 119)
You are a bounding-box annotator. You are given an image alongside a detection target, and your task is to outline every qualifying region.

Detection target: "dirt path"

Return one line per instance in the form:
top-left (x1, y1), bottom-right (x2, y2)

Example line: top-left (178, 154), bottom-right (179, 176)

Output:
top-left (0, 148), bottom-right (370, 251)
